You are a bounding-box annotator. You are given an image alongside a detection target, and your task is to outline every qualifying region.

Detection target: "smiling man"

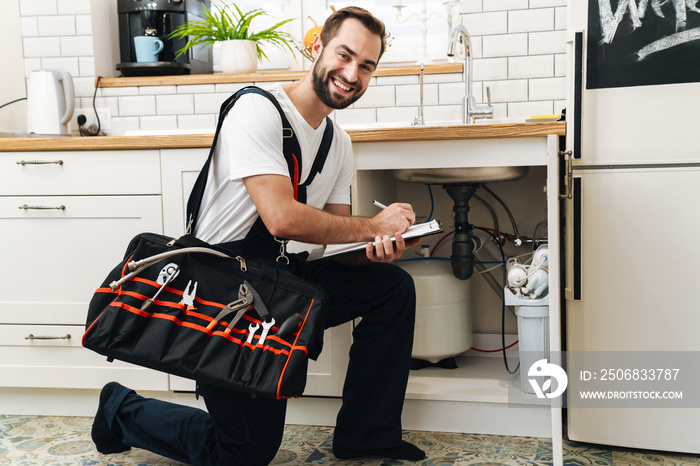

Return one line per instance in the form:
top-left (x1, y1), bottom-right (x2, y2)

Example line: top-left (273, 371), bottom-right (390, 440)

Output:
top-left (91, 7), bottom-right (425, 465)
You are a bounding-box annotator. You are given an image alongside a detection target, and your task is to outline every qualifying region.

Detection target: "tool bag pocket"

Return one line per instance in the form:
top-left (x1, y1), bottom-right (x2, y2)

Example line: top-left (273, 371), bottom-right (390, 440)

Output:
top-left (82, 232), bottom-right (327, 399)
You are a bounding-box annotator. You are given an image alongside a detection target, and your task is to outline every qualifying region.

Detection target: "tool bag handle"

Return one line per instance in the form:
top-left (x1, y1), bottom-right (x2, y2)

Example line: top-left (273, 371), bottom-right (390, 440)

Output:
top-left (185, 86), bottom-right (334, 235)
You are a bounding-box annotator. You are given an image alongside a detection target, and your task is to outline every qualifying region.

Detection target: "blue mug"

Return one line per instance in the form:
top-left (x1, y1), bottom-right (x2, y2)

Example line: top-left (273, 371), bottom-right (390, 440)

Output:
top-left (134, 36), bottom-right (164, 63)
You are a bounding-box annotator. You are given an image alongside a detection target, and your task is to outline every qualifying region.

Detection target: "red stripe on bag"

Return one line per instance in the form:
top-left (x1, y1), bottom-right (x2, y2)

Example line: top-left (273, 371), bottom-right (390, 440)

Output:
top-left (107, 300), bottom-right (303, 354)
top-left (277, 298), bottom-right (315, 398)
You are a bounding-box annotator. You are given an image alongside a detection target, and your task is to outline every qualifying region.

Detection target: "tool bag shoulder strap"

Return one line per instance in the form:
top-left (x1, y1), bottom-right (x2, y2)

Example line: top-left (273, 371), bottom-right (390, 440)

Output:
top-left (185, 85), bottom-right (334, 235)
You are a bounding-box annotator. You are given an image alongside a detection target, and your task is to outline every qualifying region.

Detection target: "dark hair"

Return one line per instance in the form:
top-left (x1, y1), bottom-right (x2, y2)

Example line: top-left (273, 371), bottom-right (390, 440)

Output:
top-left (320, 7), bottom-right (387, 61)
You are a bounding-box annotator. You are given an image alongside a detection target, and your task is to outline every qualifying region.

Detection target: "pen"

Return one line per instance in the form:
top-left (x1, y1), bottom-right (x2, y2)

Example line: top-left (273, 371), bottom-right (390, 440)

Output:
top-left (373, 200), bottom-right (388, 209)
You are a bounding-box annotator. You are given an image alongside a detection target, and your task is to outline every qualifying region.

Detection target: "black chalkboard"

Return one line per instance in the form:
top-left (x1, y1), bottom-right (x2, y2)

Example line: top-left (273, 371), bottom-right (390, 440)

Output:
top-left (587, 0), bottom-right (700, 89)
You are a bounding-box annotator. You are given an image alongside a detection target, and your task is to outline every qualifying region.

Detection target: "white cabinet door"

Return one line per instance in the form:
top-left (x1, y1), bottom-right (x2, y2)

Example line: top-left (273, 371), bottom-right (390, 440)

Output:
top-left (0, 195), bottom-right (163, 325)
top-left (160, 149), bottom-right (351, 397)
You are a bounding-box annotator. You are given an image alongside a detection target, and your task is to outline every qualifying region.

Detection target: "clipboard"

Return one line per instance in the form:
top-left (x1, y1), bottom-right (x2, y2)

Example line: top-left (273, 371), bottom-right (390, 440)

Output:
top-left (317, 219), bottom-right (444, 259)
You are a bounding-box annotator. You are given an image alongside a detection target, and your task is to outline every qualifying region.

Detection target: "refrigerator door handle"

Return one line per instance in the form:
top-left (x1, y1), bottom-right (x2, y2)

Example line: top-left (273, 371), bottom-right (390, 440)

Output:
top-left (559, 150), bottom-right (573, 200)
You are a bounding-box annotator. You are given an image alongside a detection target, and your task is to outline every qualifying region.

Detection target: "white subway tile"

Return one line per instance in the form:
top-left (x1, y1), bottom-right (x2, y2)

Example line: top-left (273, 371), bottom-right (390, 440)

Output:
top-left (194, 93), bottom-right (229, 114)
top-left (484, 79), bottom-right (528, 102)
top-left (110, 116), bottom-right (140, 134)
top-left (119, 96), bottom-right (156, 116)
top-left (38, 15), bottom-right (75, 36)
top-left (353, 86), bottom-right (395, 108)
top-left (462, 0), bottom-right (484, 13)
top-left (139, 86), bottom-right (177, 95)
top-left (75, 15), bottom-right (92, 35)
top-left (395, 83), bottom-right (438, 107)
top-left (554, 53), bottom-right (567, 77)
top-left (424, 72), bottom-right (463, 84)
top-left (24, 58), bottom-right (42, 77)
top-left (83, 96), bottom-right (118, 115)
top-left (424, 104), bottom-right (463, 125)
top-left (491, 102), bottom-right (508, 119)
top-left (73, 76), bottom-right (96, 98)
top-left (40, 56), bottom-right (79, 76)
top-left (508, 9), bottom-right (554, 33)
top-left (23, 37), bottom-right (61, 58)
top-left (20, 17), bottom-right (38, 37)
top-left (508, 100), bottom-right (554, 118)
top-left (157, 94), bottom-right (194, 115)
top-left (530, 0), bottom-right (567, 7)
top-left (19, 0), bottom-right (57, 16)
top-left (439, 82), bottom-right (466, 105)
top-left (178, 114), bottom-right (216, 131)
top-left (473, 57), bottom-right (508, 80)
top-left (61, 35), bottom-right (93, 56)
top-left (483, 0), bottom-right (528, 12)
top-left (79, 56), bottom-right (94, 76)
top-left (509, 55), bottom-right (554, 79)
top-left (554, 99), bottom-right (566, 115)
top-left (482, 33), bottom-right (528, 58)
top-left (177, 84), bottom-right (216, 94)
top-left (529, 30), bottom-right (566, 55)
top-left (57, 0), bottom-right (90, 15)
top-left (140, 115), bottom-right (178, 131)
top-left (555, 6), bottom-right (567, 30)
top-left (529, 77), bottom-right (566, 100)
top-left (334, 108), bottom-right (377, 126)
top-left (100, 86), bottom-right (139, 97)
top-left (376, 75), bottom-right (418, 86)
top-left (215, 83), bottom-right (249, 93)
top-left (463, 12), bottom-right (508, 35)
top-left (376, 106), bottom-right (420, 126)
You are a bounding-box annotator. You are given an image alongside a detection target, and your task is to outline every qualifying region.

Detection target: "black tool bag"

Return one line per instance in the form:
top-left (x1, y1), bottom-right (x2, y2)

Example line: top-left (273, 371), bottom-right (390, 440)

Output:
top-left (82, 87), bottom-right (331, 399)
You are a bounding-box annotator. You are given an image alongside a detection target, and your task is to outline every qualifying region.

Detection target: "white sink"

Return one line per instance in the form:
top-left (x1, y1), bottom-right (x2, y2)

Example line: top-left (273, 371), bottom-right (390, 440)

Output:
top-left (394, 166), bottom-right (530, 184)
top-left (118, 129), bottom-right (215, 136)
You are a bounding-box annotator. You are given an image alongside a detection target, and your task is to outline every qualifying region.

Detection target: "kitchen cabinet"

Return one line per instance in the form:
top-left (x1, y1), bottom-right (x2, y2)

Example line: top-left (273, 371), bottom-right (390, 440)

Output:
top-left (0, 150), bottom-right (168, 392)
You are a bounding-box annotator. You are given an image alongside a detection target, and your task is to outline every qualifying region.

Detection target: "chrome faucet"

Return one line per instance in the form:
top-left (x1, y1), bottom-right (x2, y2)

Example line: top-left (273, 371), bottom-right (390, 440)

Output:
top-left (412, 64), bottom-right (425, 126)
top-left (447, 25), bottom-right (493, 124)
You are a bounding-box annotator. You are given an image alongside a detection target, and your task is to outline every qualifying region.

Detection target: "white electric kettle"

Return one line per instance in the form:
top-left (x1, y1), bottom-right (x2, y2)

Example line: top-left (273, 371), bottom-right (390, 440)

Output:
top-left (26, 69), bottom-right (75, 136)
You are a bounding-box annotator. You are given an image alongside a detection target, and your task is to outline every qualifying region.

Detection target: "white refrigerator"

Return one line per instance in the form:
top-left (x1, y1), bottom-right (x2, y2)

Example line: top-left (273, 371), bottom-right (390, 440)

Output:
top-left (564, 0), bottom-right (700, 453)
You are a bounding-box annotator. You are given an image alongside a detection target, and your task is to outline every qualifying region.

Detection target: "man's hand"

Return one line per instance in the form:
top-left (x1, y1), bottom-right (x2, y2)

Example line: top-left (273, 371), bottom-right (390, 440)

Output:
top-left (371, 203), bottom-right (416, 237)
top-left (365, 232), bottom-right (422, 263)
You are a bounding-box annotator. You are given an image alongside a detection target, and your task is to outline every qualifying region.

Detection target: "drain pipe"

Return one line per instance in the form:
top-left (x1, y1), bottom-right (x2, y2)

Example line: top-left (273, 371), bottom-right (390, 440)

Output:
top-left (445, 184), bottom-right (479, 280)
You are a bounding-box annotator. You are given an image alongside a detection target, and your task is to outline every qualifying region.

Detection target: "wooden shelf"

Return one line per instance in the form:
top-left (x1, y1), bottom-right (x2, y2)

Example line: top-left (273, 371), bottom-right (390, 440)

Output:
top-left (97, 63), bottom-right (462, 88)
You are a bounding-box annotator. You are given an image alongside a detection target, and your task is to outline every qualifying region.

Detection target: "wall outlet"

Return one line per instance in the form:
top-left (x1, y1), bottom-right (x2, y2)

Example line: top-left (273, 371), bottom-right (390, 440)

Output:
top-left (71, 107), bottom-right (111, 133)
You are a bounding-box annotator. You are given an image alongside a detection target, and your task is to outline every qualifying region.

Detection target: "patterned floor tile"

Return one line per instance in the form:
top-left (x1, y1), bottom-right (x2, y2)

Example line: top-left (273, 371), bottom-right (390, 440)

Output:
top-left (1, 415), bottom-right (699, 465)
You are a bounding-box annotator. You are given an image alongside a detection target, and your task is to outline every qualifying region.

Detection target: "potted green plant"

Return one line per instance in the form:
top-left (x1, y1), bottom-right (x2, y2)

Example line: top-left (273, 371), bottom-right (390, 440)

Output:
top-left (169, 3), bottom-right (295, 74)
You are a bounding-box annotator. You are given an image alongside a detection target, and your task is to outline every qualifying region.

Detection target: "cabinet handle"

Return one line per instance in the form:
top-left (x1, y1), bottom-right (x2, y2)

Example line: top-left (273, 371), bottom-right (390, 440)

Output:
top-left (25, 334), bottom-right (71, 340)
top-left (19, 204), bottom-right (66, 210)
top-left (16, 160), bottom-right (64, 166)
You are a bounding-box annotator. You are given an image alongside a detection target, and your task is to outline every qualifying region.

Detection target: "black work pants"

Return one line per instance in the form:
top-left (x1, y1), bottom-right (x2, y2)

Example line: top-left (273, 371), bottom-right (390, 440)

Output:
top-left (103, 258), bottom-right (416, 465)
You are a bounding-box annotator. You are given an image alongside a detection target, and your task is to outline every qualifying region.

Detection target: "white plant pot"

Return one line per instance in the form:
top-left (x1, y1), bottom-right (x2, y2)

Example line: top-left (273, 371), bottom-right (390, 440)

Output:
top-left (220, 40), bottom-right (258, 74)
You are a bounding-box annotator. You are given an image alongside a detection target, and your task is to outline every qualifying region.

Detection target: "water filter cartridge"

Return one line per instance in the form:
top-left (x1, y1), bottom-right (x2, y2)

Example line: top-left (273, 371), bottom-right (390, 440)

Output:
top-left (506, 257), bottom-right (528, 287)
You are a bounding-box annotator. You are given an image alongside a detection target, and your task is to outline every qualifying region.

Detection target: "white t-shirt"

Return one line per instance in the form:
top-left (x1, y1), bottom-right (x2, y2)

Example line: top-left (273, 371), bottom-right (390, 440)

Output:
top-left (194, 84), bottom-right (354, 244)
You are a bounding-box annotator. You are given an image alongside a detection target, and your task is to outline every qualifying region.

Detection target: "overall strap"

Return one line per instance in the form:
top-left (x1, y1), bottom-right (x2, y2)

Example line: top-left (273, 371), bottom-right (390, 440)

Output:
top-left (185, 86), bottom-right (297, 235)
top-left (185, 86), bottom-right (335, 239)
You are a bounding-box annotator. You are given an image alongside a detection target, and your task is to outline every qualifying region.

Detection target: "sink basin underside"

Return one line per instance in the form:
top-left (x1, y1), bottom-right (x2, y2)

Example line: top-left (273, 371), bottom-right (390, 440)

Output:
top-left (394, 166), bottom-right (530, 184)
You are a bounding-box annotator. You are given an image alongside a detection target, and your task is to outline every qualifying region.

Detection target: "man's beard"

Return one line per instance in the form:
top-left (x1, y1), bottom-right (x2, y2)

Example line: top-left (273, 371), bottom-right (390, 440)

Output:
top-left (311, 52), bottom-right (364, 109)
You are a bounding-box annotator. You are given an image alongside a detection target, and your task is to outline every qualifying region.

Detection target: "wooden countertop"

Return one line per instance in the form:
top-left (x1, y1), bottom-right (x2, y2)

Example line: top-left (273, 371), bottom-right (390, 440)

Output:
top-left (0, 122), bottom-right (565, 152)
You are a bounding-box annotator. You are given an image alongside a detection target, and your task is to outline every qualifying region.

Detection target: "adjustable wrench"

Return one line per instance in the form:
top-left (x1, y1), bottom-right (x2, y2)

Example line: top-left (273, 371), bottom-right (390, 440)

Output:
top-left (141, 264), bottom-right (180, 311)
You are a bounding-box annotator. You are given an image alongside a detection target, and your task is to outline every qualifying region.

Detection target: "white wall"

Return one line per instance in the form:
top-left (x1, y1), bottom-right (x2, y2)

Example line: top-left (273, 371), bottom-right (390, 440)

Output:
top-left (8, 0), bottom-right (567, 135)
top-left (0, 0), bottom-right (28, 132)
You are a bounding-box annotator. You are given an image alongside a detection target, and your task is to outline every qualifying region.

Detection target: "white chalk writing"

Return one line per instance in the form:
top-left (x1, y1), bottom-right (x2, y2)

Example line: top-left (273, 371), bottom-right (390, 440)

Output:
top-left (596, 0), bottom-right (700, 59)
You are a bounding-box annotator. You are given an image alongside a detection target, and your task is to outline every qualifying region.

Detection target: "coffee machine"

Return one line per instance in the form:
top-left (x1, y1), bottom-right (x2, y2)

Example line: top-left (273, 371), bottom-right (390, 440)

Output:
top-left (117, 0), bottom-right (212, 77)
